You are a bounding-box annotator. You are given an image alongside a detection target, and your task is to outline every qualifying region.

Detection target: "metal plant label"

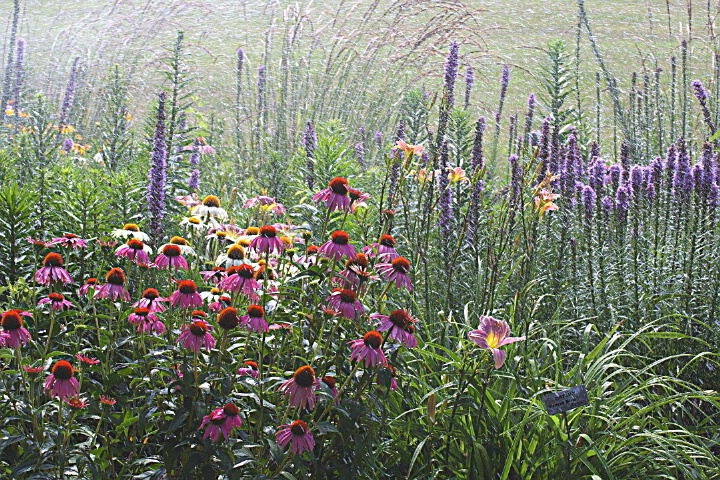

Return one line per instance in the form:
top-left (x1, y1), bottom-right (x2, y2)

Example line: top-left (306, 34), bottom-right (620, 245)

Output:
top-left (543, 385), bottom-right (589, 415)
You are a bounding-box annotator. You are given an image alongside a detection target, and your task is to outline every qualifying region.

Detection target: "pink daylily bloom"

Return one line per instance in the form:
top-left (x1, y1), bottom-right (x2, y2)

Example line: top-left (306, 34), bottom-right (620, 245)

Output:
top-left (468, 316), bottom-right (526, 368)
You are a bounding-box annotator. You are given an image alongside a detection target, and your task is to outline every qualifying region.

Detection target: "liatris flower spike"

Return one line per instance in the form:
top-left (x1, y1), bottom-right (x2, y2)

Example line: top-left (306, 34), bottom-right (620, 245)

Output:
top-left (468, 316), bottom-right (526, 368)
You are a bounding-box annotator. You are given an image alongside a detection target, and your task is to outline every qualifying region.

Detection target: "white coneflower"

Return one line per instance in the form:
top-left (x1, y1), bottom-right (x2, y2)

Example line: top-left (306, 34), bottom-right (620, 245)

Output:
top-left (192, 195), bottom-right (228, 220)
top-left (111, 223), bottom-right (150, 242)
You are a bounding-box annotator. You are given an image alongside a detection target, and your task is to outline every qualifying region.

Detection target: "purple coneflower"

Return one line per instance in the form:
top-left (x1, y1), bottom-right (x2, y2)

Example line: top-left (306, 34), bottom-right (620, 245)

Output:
top-left (349, 331), bottom-right (387, 367)
top-left (79, 278), bottom-right (98, 296)
top-left (312, 177), bottom-right (352, 213)
top-left (128, 307), bottom-right (165, 334)
top-left (279, 365), bottom-right (320, 410)
top-left (238, 360), bottom-right (259, 379)
top-left (362, 234), bottom-right (399, 261)
top-left (35, 253), bottom-right (73, 286)
top-left (94, 268), bottom-right (130, 302)
top-left (217, 306), bottom-right (240, 331)
top-left (49, 233), bottom-right (87, 249)
top-left (134, 288), bottom-right (167, 313)
top-left (200, 266), bottom-right (226, 284)
top-left (320, 230), bottom-right (356, 262)
top-left (177, 319), bottom-right (215, 352)
top-left (221, 265), bottom-right (260, 300)
top-left (276, 420), bottom-right (315, 455)
top-left (75, 353), bottom-right (100, 366)
top-left (327, 288), bottom-right (365, 320)
top-left (240, 305), bottom-right (268, 333)
top-left (199, 403), bottom-right (242, 442)
top-left (116, 238), bottom-right (152, 265)
top-left (249, 225), bottom-right (285, 255)
top-left (154, 244), bottom-right (189, 270)
top-left (321, 375), bottom-right (339, 402)
top-left (372, 309), bottom-right (418, 348)
top-left (44, 360), bottom-right (79, 400)
top-left (468, 316), bottom-right (525, 368)
top-left (171, 280), bottom-right (203, 309)
top-left (375, 256), bottom-right (412, 291)
top-left (38, 293), bottom-right (74, 311)
top-left (1, 310), bottom-right (31, 348)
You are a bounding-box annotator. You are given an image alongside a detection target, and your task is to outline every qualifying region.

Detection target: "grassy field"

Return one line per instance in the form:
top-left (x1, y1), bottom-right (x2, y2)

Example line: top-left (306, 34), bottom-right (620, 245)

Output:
top-left (2, 0), bottom-right (716, 135)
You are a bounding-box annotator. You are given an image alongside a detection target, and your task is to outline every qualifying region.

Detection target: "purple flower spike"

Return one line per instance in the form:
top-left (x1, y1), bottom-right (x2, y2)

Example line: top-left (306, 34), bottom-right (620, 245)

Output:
top-left (444, 41), bottom-right (460, 108)
top-left (581, 185), bottom-right (596, 220)
top-left (147, 92), bottom-right (167, 241)
top-left (464, 65), bottom-right (474, 109)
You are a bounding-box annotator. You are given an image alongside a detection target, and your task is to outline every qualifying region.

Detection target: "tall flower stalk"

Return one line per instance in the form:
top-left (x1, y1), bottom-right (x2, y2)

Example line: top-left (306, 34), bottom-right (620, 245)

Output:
top-left (147, 92), bottom-right (168, 242)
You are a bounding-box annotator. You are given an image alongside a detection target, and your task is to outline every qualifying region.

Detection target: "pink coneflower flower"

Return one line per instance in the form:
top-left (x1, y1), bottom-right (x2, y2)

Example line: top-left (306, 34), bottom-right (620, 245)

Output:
top-left (362, 234), bottom-right (399, 261)
top-left (35, 253), bottom-right (73, 286)
top-left (94, 268), bottom-right (131, 301)
top-left (375, 256), bottom-right (412, 291)
top-left (38, 293), bottom-right (74, 311)
top-left (27, 237), bottom-right (49, 247)
top-left (170, 280), bottom-right (203, 309)
top-left (199, 403), bottom-right (242, 442)
top-left (200, 267), bottom-right (226, 284)
top-left (154, 244), bottom-right (189, 271)
top-left (220, 264), bottom-right (259, 300)
top-left (240, 305), bottom-right (268, 333)
top-left (276, 420), bottom-right (315, 455)
top-left (372, 309), bottom-right (418, 348)
top-left (49, 233), bottom-right (88, 250)
top-left (79, 278), bottom-right (98, 296)
top-left (96, 239), bottom-right (119, 249)
top-left (99, 395), bottom-right (116, 406)
top-left (296, 244), bottom-right (319, 267)
top-left (134, 288), bottom-right (167, 313)
top-left (269, 322), bottom-right (292, 331)
top-left (468, 316), bottom-right (526, 368)
top-left (377, 364), bottom-right (398, 391)
top-left (44, 360), bottom-right (80, 400)
top-left (177, 319), bottom-right (216, 352)
top-left (336, 253), bottom-right (376, 291)
top-left (238, 360), bottom-right (259, 379)
top-left (217, 306), bottom-right (240, 330)
top-left (249, 225), bottom-right (285, 255)
top-left (67, 396), bottom-right (89, 409)
top-left (24, 365), bottom-right (44, 375)
top-left (128, 307), bottom-right (166, 334)
top-left (319, 230), bottom-right (356, 262)
top-left (116, 238), bottom-right (152, 264)
top-left (321, 375), bottom-right (339, 404)
top-left (1, 310), bottom-right (31, 348)
top-left (312, 177), bottom-right (352, 212)
top-left (75, 353), bottom-right (100, 366)
top-left (349, 331), bottom-right (387, 367)
top-left (326, 288), bottom-right (365, 320)
top-left (348, 188), bottom-right (370, 212)
top-left (191, 310), bottom-right (207, 321)
top-left (279, 365), bottom-right (320, 410)
top-left (208, 294), bottom-right (232, 313)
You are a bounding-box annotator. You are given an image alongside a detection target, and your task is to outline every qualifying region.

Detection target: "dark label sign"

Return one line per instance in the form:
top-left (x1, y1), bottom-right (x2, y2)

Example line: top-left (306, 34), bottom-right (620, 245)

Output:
top-left (544, 385), bottom-right (589, 415)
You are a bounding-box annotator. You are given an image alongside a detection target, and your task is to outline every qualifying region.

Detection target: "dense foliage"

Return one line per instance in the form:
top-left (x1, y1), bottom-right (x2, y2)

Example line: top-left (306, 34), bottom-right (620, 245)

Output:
top-left (0, 1), bottom-right (719, 479)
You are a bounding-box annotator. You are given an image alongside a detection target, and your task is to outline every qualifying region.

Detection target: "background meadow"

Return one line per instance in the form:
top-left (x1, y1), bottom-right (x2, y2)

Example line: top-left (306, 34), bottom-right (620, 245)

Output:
top-left (0, 0), bottom-right (719, 479)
